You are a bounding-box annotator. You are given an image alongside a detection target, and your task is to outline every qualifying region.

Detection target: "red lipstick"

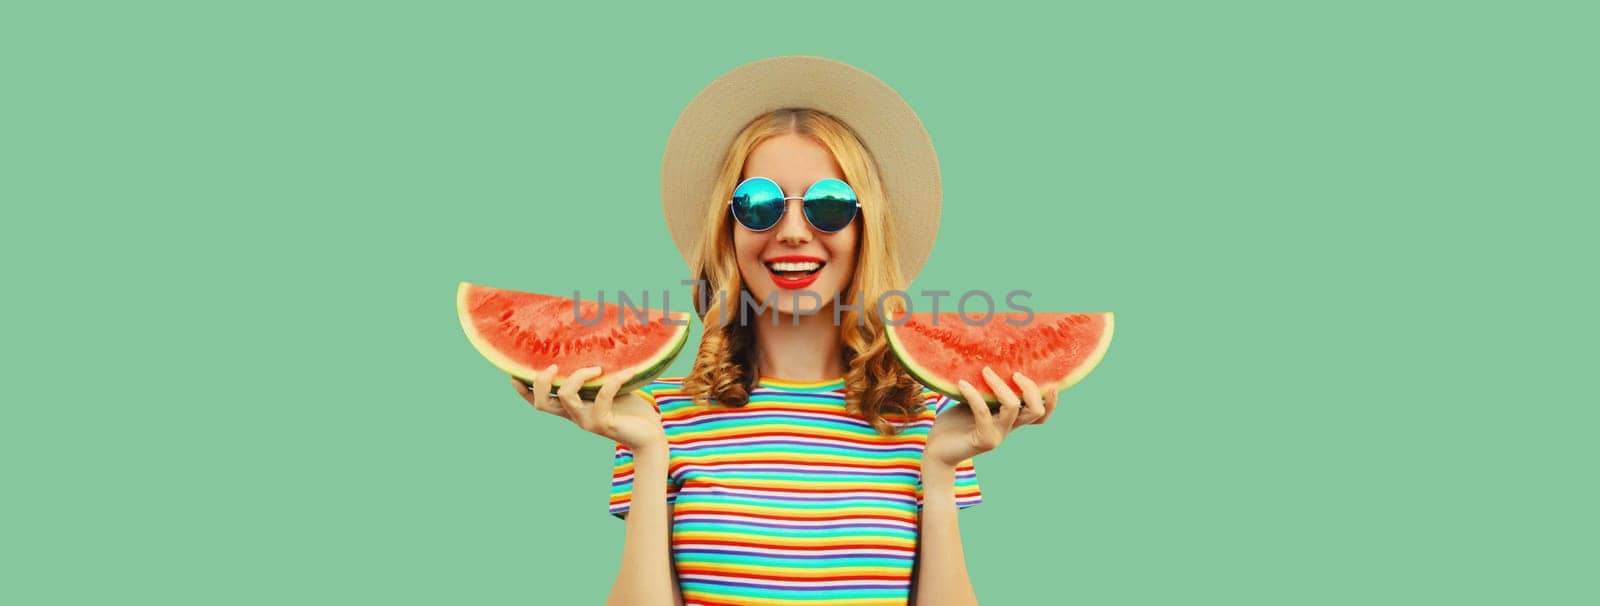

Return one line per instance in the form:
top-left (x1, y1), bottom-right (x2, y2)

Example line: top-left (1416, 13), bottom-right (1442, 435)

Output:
top-left (763, 255), bottom-right (825, 290)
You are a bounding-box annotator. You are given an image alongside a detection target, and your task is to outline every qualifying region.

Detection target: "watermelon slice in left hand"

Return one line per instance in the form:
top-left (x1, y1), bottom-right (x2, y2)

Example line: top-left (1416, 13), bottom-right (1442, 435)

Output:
top-left (885, 311), bottom-right (1115, 405)
top-left (456, 281), bottom-right (691, 399)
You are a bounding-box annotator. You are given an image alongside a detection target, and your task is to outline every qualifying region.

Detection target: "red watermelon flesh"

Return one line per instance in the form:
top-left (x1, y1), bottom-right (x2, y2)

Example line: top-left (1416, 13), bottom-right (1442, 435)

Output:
top-left (886, 312), bottom-right (1114, 405)
top-left (457, 281), bottom-right (690, 398)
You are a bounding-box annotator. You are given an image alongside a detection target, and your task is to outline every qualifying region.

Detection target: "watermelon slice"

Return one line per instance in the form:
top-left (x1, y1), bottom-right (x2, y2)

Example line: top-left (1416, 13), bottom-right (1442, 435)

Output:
top-left (886, 312), bottom-right (1114, 405)
top-left (456, 282), bottom-right (691, 399)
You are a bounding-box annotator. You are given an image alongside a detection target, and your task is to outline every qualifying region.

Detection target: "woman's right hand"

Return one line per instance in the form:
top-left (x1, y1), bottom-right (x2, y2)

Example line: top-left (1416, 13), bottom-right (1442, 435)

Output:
top-left (510, 365), bottom-right (667, 453)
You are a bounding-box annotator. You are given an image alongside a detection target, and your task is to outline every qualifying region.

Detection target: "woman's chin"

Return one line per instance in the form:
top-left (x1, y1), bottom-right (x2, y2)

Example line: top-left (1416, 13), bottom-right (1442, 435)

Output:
top-left (740, 286), bottom-right (839, 323)
top-left (777, 299), bottom-right (831, 319)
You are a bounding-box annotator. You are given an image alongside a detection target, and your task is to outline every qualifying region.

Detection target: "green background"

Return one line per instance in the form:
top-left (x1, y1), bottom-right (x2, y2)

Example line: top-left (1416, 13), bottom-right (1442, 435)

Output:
top-left (4, 1), bottom-right (1594, 604)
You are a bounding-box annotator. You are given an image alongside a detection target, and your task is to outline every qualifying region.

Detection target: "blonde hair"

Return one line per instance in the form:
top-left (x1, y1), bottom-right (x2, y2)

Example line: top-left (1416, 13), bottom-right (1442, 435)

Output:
top-left (680, 108), bottom-right (926, 436)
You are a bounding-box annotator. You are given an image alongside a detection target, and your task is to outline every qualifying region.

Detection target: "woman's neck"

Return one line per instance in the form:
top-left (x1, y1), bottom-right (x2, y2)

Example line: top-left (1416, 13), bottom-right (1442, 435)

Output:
top-left (748, 306), bottom-right (844, 382)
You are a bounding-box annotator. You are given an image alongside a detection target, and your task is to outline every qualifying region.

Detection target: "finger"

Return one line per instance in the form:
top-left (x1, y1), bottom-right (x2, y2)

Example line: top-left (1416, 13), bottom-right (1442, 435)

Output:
top-left (512, 375), bottom-right (559, 415)
top-left (556, 366), bottom-right (603, 419)
top-left (1033, 389), bottom-right (1059, 425)
top-left (981, 367), bottom-right (1021, 434)
top-left (955, 379), bottom-right (995, 424)
top-left (532, 365), bottom-right (562, 416)
top-left (511, 375), bottom-right (535, 402)
top-left (591, 372), bottom-right (624, 437)
top-left (1012, 372), bottom-right (1046, 426)
top-left (956, 379), bottom-right (999, 450)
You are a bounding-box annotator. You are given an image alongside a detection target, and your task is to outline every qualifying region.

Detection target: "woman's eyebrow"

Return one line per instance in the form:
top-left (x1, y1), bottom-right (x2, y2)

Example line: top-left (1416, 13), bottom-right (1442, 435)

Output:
top-left (771, 176), bottom-right (838, 195)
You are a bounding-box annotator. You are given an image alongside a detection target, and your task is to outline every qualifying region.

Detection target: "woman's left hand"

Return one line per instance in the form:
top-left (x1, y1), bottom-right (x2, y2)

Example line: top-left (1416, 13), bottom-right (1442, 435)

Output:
top-left (924, 366), bottom-right (1057, 469)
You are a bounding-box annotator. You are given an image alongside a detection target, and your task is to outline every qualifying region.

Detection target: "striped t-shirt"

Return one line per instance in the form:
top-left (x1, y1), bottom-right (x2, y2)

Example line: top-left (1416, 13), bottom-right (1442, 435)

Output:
top-left (609, 376), bottom-right (981, 605)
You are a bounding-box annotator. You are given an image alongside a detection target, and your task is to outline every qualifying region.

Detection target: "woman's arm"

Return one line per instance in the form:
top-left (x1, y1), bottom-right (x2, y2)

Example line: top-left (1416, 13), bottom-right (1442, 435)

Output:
top-left (514, 369), bottom-right (681, 603)
top-left (608, 444), bottom-right (683, 606)
top-left (910, 461), bottom-right (978, 605)
top-left (912, 369), bottom-right (1056, 604)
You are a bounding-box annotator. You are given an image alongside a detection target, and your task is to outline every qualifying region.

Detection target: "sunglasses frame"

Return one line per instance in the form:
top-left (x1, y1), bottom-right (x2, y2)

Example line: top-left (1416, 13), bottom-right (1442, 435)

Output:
top-left (728, 176), bottom-right (861, 234)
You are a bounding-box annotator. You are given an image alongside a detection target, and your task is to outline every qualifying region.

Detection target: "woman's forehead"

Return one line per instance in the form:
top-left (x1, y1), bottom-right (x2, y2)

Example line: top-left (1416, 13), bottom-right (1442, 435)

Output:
top-left (742, 134), bottom-right (845, 193)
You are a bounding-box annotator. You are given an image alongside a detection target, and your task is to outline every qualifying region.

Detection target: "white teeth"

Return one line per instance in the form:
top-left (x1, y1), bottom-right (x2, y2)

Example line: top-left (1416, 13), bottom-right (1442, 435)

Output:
top-left (767, 261), bottom-right (822, 272)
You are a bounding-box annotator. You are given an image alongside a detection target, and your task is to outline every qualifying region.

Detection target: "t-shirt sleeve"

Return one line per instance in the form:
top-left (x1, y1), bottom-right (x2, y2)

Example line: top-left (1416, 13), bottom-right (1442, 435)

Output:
top-left (920, 392), bottom-right (983, 510)
top-left (608, 383), bottom-right (678, 519)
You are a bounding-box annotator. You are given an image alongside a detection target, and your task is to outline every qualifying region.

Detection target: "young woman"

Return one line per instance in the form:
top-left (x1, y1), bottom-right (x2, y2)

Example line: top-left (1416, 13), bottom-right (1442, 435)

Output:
top-left (512, 58), bottom-right (1058, 606)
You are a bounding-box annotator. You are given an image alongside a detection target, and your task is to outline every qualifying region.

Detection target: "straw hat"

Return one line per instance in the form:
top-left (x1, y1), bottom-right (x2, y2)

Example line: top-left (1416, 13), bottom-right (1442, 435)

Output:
top-left (660, 55), bottom-right (942, 282)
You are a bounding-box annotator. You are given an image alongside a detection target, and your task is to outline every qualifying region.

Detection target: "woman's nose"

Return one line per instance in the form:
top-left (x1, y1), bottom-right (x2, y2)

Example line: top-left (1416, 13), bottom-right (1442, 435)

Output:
top-left (773, 199), bottom-right (813, 244)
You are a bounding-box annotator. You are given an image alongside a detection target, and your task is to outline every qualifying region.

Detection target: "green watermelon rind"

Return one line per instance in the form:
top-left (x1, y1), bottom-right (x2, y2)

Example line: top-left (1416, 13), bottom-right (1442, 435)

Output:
top-left (457, 281), bottom-right (692, 400)
top-left (885, 312), bottom-right (1116, 407)
top-left (510, 327), bottom-right (689, 400)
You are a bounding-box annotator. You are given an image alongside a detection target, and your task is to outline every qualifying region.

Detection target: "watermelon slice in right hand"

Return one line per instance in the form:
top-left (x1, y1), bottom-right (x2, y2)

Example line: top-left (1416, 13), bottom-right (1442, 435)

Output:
top-left (886, 311), bottom-right (1114, 406)
top-left (456, 281), bottom-right (691, 399)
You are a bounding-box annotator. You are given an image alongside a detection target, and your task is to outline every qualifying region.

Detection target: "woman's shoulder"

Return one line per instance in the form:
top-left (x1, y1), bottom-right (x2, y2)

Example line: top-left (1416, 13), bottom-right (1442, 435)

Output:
top-left (633, 376), bottom-right (689, 401)
top-left (913, 381), bottom-right (960, 414)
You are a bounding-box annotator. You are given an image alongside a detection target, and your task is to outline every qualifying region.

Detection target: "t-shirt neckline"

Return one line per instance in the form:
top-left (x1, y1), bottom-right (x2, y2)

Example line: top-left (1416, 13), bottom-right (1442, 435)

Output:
top-left (755, 376), bottom-right (847, 392)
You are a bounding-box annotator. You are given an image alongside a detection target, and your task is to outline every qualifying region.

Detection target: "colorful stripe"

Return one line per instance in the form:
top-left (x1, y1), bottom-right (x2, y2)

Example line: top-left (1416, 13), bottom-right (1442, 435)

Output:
top-left (609, 377), bottom-right (981, 604)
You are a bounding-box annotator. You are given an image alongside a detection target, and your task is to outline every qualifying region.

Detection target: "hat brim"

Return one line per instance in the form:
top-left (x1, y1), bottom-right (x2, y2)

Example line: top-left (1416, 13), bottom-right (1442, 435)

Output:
top-left (661, 55), bottom-right (942, 283)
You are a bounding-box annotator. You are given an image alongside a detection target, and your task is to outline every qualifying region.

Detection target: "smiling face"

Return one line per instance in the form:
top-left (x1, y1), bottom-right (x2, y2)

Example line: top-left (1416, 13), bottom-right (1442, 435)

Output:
top-left (733, 133), bottom-right (861, 318)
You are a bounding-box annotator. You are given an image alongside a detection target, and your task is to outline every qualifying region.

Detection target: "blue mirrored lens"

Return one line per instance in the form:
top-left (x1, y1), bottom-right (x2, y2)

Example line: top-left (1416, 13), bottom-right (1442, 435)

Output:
top-left (803, 178), bottom-right (858, 232)
top-left (731, 178), bottom-right (785, 231)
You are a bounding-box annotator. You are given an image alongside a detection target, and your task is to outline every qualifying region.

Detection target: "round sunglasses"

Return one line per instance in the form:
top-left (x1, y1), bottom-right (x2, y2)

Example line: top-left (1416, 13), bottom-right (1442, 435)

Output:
top-left (729, 176), bottom-right (860, 233)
